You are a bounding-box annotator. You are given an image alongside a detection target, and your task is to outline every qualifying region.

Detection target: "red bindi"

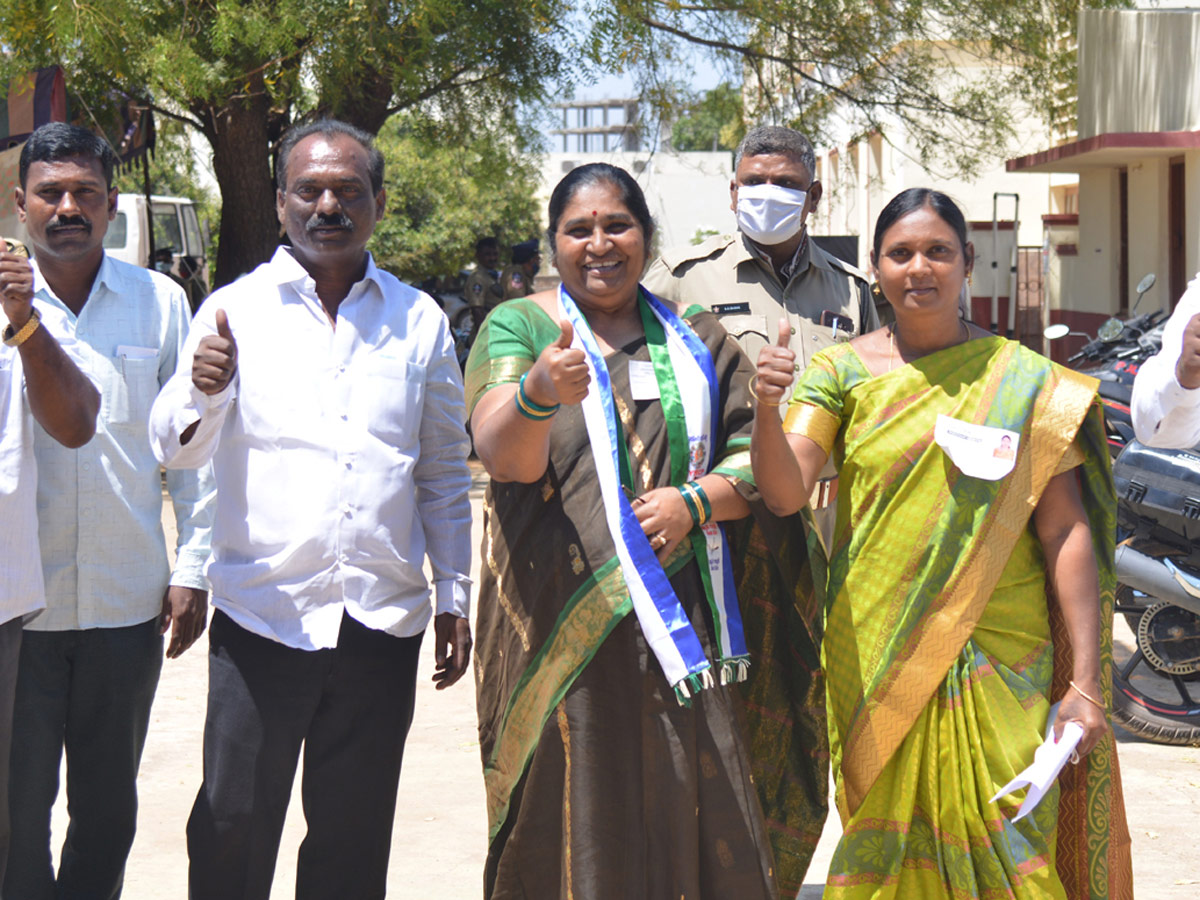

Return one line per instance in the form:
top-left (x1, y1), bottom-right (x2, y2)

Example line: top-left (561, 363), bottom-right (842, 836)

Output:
top-left (592, 210), bottom-right (597, 216)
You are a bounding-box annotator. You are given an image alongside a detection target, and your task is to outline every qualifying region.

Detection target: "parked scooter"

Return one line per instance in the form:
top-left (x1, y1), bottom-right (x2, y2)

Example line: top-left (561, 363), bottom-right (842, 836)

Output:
top-left (1045, 273), bottom-right (1165, 456)
top-left (1047, 274), bottom-right (1200, 745)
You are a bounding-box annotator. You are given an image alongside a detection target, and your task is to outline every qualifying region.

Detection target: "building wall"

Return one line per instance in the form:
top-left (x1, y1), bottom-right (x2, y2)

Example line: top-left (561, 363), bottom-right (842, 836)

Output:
top-left (1078, 10), bottom-right (1200, 138)
top-left (1075, 168), bottom-right (1123, 316)
top-left (810, 48), bottom-right (1060, 271)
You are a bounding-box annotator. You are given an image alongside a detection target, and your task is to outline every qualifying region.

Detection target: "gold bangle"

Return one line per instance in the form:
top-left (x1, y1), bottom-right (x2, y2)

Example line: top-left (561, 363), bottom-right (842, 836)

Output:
top-left (1068, 680), bottom-right (1106, 712)
top-left (2, 307), bottom-right (40, 347)
top-left (748, 374), bottom-right (784, 408)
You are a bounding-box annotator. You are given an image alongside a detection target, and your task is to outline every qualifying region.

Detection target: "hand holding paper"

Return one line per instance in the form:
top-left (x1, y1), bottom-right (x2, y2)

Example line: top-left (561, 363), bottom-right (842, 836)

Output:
top-left (990, 713), bottom-right (1084, 821)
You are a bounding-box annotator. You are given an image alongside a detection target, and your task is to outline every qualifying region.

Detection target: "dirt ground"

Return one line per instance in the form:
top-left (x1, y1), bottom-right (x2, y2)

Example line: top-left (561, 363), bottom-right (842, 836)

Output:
top-left (44, 469), bottom-right (1200, 898)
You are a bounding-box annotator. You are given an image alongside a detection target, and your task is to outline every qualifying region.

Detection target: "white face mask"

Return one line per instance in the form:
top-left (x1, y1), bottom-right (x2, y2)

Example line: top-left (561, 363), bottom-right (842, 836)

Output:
top-left (735, 183), bottom-right (809, 246)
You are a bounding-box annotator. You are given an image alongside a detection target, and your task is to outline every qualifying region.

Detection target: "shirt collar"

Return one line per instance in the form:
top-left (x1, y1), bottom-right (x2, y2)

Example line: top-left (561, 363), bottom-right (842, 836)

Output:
top-left (31, 251), bottom-right (119, 308)
top-left (738, 229), bottom-right (812, 283)
top-left (267, 245), bottom-right (385, 297)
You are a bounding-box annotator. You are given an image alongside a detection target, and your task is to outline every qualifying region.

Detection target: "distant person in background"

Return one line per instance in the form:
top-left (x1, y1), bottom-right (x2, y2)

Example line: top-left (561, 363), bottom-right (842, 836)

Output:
top-left (465, 236), bottom-right (502, 329)
top-left (499, 238), bottom-right (541, 300)
top-left (178, 254), bottom-right (209, 316)
top-left (5, 121), bottom-right (213, 900)
top-left (0, 238), bottom-right (99, 892)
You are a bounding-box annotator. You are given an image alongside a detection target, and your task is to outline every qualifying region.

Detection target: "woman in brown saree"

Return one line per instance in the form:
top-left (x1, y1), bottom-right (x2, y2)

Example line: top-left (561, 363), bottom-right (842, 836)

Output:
top-left (464, 164), bottom-right (777, 899)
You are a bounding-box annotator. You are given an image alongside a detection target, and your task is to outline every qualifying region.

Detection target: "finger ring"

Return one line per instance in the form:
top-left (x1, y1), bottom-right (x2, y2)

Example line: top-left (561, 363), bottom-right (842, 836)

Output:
top-left (650, 532), bottom-right (667, 549)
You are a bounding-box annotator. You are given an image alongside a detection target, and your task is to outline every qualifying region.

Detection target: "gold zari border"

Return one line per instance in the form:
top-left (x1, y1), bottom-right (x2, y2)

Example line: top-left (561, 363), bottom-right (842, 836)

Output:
top-left (783, 403), bottom-right (840, 456)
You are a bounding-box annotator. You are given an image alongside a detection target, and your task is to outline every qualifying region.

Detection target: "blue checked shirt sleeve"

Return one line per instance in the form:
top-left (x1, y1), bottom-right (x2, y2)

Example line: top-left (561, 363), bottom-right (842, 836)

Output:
top-left (160, 289), bottom-right (215, 590)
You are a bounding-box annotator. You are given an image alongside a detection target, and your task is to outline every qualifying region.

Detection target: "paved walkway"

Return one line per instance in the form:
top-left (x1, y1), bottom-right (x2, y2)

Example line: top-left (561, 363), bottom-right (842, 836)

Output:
top-left (44, 469), bottom-right (1200, 897)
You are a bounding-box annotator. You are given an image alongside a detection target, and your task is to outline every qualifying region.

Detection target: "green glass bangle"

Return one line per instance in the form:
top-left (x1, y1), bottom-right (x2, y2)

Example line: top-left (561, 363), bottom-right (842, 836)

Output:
top-left (518, 372), bottom-right (560, 414)
top-left (515, 373), bottom-right (559, 420)
top-left (687, 480), bottom-right (712, 524)
top-left (678, 485), bottom-right (702, 525)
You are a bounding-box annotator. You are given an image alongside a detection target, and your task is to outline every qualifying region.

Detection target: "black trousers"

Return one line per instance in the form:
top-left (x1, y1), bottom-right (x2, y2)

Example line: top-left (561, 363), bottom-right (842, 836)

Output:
top-left (187, 610), bottom-right (423, 900)
top-left (4, 618), bottom-right (162, 900)
top-left (0, 616), bottom-right (22, 891)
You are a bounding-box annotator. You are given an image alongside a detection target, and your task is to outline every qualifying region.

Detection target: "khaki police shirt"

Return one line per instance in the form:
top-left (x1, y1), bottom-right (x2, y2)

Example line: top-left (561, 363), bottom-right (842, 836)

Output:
top-left (499, 264), bottom-right (532, 301)
top-left (642, 231), bottom-right (877, 371)
top-left (464, 267), bottom-right (501, 310)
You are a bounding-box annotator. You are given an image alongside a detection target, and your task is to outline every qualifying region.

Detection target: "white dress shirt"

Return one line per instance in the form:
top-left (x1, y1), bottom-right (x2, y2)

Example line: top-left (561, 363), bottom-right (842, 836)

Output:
top-left (0, 343), bottom-right (45, 625)
top-left (149, 247), bottom-right (473, 651)
top-left (1132, 274), bottom-right (1200, 449)
top-left (30, 255), bottom-right (214, 631)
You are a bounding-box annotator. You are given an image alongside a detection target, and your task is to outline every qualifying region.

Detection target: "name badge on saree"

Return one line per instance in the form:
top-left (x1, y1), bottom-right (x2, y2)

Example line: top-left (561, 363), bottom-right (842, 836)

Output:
top-left (628, 360), bottom-right (660, 400)
top-left (934, 414), bottom-right (1019, 481)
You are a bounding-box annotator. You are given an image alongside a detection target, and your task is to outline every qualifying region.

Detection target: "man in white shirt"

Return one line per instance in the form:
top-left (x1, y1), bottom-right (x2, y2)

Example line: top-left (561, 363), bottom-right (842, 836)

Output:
top-left (150, 119), bottom-right (474, 899)
top-left (1132, 275), bottom-right (1200, 448)
top-left (4, 123), bottom-right (214, 900)
top-left (0, 241), bottom-right (98, 889)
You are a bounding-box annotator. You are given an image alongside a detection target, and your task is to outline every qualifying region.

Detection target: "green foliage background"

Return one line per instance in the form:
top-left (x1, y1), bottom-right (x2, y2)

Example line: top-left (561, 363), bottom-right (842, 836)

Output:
top-left (369, 116), bottom-right (542, 280)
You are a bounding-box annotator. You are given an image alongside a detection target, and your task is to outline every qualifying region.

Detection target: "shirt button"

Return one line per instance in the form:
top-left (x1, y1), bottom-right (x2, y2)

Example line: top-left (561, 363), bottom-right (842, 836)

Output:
top-left (790, 326), bottom-right (797, 335)
top-left (82, 462), bottom-right (91, 471)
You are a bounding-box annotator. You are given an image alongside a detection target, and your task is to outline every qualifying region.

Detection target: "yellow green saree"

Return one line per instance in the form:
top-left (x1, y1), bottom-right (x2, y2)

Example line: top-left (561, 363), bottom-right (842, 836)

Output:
top-left (785, 337), bottom-right (1133, 899)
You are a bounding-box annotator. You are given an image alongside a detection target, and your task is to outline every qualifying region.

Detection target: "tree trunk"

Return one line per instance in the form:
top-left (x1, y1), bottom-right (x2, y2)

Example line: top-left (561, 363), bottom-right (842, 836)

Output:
top-left (199, 81), bottom-right (281, 288)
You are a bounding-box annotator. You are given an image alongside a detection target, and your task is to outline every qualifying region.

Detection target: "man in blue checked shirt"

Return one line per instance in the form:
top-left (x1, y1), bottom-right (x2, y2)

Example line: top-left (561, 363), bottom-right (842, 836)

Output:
top-left (3, 123), bottom-right (214, 900)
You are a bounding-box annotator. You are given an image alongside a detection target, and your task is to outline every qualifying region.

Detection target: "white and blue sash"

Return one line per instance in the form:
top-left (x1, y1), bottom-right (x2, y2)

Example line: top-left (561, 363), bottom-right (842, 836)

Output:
top-left (557, 284), bottom-right (748, 701)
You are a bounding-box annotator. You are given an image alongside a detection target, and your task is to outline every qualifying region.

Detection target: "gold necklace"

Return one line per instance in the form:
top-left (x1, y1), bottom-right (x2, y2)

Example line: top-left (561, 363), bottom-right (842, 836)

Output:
top-left (888, 319), bottom-right (970, 372)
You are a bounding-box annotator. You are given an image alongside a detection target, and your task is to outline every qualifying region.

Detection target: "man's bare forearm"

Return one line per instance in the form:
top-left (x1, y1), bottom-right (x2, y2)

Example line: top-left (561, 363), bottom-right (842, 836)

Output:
top-left (20, 324), bottom-right (99, 448)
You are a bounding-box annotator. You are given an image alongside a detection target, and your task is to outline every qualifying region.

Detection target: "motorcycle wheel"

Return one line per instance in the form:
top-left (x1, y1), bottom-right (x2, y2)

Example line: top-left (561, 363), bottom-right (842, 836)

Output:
top-left (1111, 588), bottom-right (1200, 746)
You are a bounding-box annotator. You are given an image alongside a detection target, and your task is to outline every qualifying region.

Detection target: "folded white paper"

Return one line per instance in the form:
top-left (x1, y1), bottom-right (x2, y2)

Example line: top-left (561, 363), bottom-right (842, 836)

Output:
top-left (989, 711), bottom-right (1083, 821)
top-left (115, 344), bottom-right (158, 360)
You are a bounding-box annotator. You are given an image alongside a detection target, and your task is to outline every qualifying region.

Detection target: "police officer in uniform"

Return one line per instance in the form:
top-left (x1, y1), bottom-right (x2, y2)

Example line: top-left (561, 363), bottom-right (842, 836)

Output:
top-left (498, 239), bottom-right (541, 301)
top-left (643, 125), bottom-right (876, 518)
top-left (464, 237), bottom-right (502, 328)
top-left (643, 124), bottom-right (871, 886)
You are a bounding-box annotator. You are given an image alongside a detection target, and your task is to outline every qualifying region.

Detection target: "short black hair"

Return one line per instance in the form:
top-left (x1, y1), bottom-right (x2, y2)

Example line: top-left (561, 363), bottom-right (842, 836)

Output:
top-left (733, 126), bottom-right (816, 181)
top-left (475, 237), bottom-right (499, 254)
top-left (871, 188), bottom-right (971, 263)
top-left (275, 118), bottom-right (384, 195)
top-left (19, 122), bottom-right (118, 189)
top-left (546, 163), bottom-right (655, 260)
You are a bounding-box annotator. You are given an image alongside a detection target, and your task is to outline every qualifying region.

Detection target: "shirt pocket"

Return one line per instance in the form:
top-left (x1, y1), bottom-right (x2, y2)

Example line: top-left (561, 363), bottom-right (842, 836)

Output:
top-left (797, 321), bottom-right (838, 365)
top-left (105, 352), bottom-right (160, 428)
top-left (363, 357), bottom-right (426, 447)
top-left (716, 313), bottom-right (769, 364)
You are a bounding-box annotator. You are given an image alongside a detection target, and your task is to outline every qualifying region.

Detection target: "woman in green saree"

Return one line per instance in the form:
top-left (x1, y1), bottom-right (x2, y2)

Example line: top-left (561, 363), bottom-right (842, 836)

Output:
top-left (750, 188), bottom-right (1133, 899)
top-left (465, 163), bottom-right (777, 899)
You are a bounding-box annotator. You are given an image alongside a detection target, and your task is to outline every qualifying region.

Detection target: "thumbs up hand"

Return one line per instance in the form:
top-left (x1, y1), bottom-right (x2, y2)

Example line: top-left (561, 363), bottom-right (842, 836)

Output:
top-left (193, 308), bottom-right (239, 395)
top-left (752, 317), bottom-right (797, 408)
top-left (525, 318), bottom-right (590, 409)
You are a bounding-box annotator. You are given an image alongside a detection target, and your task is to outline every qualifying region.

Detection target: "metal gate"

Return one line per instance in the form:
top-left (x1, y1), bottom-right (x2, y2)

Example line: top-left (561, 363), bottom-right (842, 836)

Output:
top-left (1015, 246), bottom-right (1045, 353)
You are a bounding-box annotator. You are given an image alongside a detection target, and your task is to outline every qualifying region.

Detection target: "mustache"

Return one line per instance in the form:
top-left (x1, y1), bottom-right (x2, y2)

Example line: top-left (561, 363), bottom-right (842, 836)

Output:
top-left (47, 215), bottom-right (91, 234)
top-left (306, 212), bottom-right (352, 232)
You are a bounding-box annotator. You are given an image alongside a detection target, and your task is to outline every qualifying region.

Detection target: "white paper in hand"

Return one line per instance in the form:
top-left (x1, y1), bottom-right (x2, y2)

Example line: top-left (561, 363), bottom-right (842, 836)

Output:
top-left (989, 707), bottom-right (1083, 822)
